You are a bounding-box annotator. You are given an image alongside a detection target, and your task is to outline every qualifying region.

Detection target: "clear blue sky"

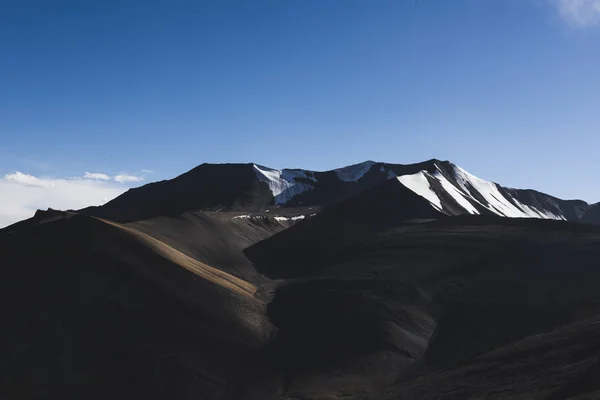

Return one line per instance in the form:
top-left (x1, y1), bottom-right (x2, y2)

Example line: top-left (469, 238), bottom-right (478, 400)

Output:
top-left (2, 0), bottom-right (600, 203)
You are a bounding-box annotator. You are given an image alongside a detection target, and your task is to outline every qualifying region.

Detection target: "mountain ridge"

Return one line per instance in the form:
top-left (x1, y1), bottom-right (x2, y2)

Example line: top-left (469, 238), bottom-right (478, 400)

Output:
top-left (80, 159), bottom-right (595, 224)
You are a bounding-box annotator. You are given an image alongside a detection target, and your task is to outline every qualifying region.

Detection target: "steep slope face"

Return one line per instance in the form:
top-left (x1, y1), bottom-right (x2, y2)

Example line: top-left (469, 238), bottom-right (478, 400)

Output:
top-left (248, 215), bottom-right (600, 399)
top-left (253, 164), bottom-right (317, 204)
top-left (278, 159), bottom-right (441, 207)
top-left (0, 214), bottom-right (280, 400)
top-left (81, 159), bottom-right (589, 224)
top-left (243, 164), bottom-right (587, 280)
top-left (126, 211), bottom-right (295, 284)
top-left (387, 313), bottom-right (600, 399)
top-left (6, 208), bottom-right (299, 286)
top-left (582, 202), bottom-right (600, 225)
top-left (81, 163), bottom-right (274, 222)
top-left (245, 177), bottom-right (446, 279)
top-left (397, 162), bottom-right (587, 220)
top-left (501, 188), bottom-right (590, 221)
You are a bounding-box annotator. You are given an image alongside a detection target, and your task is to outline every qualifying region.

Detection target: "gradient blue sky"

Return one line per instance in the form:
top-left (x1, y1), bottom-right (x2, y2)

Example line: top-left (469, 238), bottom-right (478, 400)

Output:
top-left (1, 0), bottom-right (600, 225)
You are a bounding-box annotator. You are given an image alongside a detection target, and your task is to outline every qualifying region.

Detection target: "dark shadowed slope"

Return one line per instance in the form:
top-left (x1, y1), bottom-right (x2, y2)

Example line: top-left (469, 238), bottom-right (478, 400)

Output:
top-left (247, 211), bottom-right (600, 399)
top-left (387, 314), bottom-right (600, 400)
top-left (0, 208), bottom-right (76, 234)
top-left (0, 214), bottom-right (282, 400)
top-left (81, 163), bottom-right (274, 222)
top-left (583, 202), bottom-right (600, 225)
top-left (279, 159), bottom-right (441, 208)
top-left (126, 211), bottom-right (293, 284)
top-left (3, 175), bottom-right (600, 399)
top-left (245, 177), bottom-right (447, 279)
top-left (6, 208), bottom-right (294, 285)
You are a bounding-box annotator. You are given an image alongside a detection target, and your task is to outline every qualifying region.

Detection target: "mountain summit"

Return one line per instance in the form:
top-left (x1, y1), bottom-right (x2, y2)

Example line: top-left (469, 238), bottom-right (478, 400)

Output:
top-left (82, 159), bottom-right (592, 224)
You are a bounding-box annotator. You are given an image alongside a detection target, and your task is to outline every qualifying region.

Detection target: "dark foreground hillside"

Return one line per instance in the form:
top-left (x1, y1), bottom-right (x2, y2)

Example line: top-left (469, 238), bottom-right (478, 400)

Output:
top-left (0, 212), bottom-right (281, 399)
top-left (2, 204), bottom-right (600, 399)
top-left (246, 215), bottom-right (600, 398)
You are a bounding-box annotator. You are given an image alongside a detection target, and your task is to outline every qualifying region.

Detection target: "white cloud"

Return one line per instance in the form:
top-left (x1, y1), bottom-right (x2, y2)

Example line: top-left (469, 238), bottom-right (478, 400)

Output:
top-left (141, 169), bottom-right (154, 174)
top-left (83, 171), bottom-right (110, 180)
top-left (0, 172), bottom-right (127, 228)
top-left (553, 0), bottom-right (600, 28)
top-left (4, 171), bottom-right (52, 187)
top-left (114, 174), bottom-right (144, 183)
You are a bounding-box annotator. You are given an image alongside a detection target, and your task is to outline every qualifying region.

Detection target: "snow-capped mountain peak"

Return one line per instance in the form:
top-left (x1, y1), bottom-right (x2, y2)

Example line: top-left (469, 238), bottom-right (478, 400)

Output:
top-left (254, 160), bottom-right (585, 221)
top-left (83, 160), bottom-right (593, 224)
top-left (395, 163), bottom-right (566, 220)
top-left (253, 164), bottom-right (316, 204)
top-left (397, 171), bottom-right (443, 211)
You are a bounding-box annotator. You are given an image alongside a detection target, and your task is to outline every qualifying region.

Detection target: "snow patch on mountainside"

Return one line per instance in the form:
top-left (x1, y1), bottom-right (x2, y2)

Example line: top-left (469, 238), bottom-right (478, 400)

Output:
top-left (232, 214), bottom-right (306, 222)
top-left (513, 199), bottom-right (566, 220)
top-left (336, 161), bottom-right (375, 182)
top-left (452, 165), bottom-right (564, 220)
top-left (397, 172), bottom-right (442, 210)
top-left (253, 164), bottom-right (315, 204)
top-left (432, 169), bottom-right (479, 214)
top-left (274, 215), bottom-right (305, 222)
top-left (253, 161), bottom-right (567, 219)
top-left (457, 168), bottom-right (522, 216)
top-left (454, 166), bottom-right (560, 219)
top-left (393, 164), bottom-right (566, 220)
top-left (252, 160), bottom-right (570, 220)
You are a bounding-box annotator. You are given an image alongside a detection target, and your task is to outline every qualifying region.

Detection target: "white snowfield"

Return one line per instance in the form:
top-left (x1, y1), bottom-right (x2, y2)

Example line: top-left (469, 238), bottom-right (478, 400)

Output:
top-left (254, 164), bottom-right (316, 204)
top-left (432, 169), bottom-right (480, 215)
top-left (451, 165), bottom-right (565, 220)
top-left (397, 165), bottom-right (565, 220)
top-left (397, 172), bottom-right (443, 211)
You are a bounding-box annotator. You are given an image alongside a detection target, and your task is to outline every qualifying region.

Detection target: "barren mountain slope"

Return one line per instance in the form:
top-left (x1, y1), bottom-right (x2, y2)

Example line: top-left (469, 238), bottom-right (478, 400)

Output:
top-left (0, 213), bottom-right (280, 399)
top-left (125, 211), bottom-right (295, 284)
top-left (247, 211), bottom-right (600, 398)
top-left (3, 185), bottom-right (600, 399)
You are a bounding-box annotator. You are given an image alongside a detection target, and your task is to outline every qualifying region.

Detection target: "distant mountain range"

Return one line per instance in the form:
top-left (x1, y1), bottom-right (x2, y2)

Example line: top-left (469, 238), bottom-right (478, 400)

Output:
top-left (82, 159), bottom-right (595, 224)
